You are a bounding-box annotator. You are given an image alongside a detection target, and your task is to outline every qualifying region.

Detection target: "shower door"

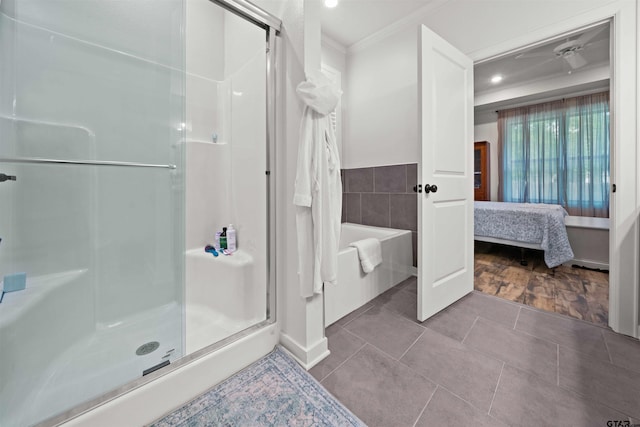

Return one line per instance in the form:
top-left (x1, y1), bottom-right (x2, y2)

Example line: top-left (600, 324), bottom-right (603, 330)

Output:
top-left (0, 1), bottom-right (186, 425)
top-left (182, 0), bottom-right (271, 355)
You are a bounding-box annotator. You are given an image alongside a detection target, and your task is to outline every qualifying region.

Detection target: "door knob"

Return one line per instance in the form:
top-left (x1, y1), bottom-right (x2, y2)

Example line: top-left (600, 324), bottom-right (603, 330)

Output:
top-left (424, 184), bottom-right (437, 193)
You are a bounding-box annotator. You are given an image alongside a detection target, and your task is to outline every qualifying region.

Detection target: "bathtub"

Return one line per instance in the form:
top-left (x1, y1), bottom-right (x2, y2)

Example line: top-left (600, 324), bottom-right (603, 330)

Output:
top-left (324, 223), bottom-right (414, 326)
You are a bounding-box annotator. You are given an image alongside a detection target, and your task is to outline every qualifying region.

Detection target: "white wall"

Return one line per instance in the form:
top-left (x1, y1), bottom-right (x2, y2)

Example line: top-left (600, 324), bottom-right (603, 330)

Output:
top-left (321, 38), bottom-right (347, 164)
top-left (474, 121), bottom-right (499, 201)
top-left (346, 28), bottom-right (418, 168)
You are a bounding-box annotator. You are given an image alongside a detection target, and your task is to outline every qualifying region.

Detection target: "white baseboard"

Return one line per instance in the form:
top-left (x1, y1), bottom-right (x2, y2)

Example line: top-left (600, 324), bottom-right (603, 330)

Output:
top-left (279, 332), bottom-right (329, 370)
top-left (564, 258), bottom-right (609, 271)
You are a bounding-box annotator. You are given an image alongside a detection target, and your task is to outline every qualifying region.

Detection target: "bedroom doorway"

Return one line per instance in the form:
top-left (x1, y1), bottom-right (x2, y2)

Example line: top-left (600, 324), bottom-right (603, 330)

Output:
top-left (472, 21), bottom-right (611, 327)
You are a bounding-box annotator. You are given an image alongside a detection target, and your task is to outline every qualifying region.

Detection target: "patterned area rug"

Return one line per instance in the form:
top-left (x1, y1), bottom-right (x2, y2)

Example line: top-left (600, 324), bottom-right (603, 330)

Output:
top-left (150, 346), bottom-right (365, 426)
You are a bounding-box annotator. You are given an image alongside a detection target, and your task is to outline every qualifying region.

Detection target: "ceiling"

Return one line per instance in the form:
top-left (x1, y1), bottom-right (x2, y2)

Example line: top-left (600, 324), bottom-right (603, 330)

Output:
top-left (474, 22), bottom-right (610, 95)
top-left (320, 2), bottom-right (609, 113)
top-left (320, 0), bottom-right (430, 47)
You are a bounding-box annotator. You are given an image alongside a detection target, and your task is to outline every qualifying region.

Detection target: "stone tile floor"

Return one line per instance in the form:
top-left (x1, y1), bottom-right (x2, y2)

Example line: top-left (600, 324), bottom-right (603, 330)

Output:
top-left (311, 278), bottom-right (640, 427)
top-left (474, 241), bottom-right (609, 326)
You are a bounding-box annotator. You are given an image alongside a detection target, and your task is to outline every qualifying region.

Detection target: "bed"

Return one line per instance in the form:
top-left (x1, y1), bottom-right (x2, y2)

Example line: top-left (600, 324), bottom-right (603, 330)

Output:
top-left (474, 201), bottom-right (574, 268)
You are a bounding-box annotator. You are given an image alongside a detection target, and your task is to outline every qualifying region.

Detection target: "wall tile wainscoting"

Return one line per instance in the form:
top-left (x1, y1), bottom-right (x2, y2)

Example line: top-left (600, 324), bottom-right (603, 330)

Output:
top-left (341, 164), bottom-right (417, 267)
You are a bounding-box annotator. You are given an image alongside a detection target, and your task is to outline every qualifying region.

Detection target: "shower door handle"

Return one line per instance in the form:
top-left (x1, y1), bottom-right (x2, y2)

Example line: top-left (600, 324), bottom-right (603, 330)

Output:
top-left (0, 173), bottom-right (16, 183)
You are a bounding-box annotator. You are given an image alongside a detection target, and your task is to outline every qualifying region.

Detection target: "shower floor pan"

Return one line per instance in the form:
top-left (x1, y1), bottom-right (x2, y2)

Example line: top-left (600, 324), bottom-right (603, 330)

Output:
top-left (2, 296), bottom-right (258, 426)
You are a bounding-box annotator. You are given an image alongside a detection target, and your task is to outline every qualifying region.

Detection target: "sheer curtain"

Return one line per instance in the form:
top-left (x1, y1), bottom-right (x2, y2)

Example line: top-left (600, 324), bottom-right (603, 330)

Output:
top-left (498, 92), bottom-right (610, 217)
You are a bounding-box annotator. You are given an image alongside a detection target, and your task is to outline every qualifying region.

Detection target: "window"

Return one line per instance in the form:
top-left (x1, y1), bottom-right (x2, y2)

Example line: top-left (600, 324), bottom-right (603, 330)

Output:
top-left (498, 91), bottom-right (610, 217)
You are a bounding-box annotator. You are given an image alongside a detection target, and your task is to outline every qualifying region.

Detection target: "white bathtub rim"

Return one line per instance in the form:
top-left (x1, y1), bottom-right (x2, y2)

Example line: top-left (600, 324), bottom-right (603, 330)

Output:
top-left (339, 223), bottom-right (412, 251)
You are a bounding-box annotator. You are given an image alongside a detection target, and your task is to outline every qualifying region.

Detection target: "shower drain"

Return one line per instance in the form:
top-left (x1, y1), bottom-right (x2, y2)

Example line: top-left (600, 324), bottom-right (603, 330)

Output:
top-left (136, 341), bottom-right (160, 356)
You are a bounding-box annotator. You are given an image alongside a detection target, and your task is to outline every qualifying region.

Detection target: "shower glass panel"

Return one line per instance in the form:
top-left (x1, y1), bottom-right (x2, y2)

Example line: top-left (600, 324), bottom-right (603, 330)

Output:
top-left (0, 1), bottom-right (185, 426)
top-left (183, 1), bottom-right (268, 354)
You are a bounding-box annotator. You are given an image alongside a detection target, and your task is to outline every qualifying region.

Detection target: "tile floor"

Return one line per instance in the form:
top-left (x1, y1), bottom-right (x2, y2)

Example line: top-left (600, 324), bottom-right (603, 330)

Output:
top-left (474, 241), bottom-right (609, 326)
top-left (311, 277), bottom-right (640, 427)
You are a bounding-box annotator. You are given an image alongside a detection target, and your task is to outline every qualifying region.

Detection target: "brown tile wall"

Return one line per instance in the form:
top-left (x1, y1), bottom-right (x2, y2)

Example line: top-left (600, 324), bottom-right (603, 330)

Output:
top-left (341, 163), bottom-right (418, 267)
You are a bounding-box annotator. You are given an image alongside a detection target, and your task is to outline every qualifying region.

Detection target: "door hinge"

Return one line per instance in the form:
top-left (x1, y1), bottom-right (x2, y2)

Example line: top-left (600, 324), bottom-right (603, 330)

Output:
top-left (612, 183), bottom-right (616, 193)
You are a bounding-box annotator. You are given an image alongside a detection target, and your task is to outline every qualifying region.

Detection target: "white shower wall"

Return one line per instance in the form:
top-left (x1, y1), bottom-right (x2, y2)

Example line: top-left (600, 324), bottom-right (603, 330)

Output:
top-left (184, 0), bottom-right (267, 352)
top-left (186, 0), bottom-right (266, 249)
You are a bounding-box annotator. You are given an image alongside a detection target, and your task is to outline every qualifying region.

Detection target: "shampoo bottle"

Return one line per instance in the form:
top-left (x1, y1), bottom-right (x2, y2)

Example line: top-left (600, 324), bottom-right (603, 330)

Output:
top-left (227, 224), bottom-right (236, 252)
top-left (214, 232), bottom-right (221, 251)
top-left (220, 227), bottom-right (227, 250)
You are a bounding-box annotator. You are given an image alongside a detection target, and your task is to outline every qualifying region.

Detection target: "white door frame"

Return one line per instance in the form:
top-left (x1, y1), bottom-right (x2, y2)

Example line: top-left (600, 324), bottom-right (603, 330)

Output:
top-left (469, 1), bottom-right (638, 338)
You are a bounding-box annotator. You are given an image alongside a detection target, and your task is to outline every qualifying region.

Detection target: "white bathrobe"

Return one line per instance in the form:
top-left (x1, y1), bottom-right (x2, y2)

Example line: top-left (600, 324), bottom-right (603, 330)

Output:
top-left (293, 73), bottom-right (342, 298)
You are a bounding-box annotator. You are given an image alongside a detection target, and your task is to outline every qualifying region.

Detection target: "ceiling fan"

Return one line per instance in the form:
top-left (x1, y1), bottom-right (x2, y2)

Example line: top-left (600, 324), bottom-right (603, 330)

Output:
top-left (515, 26), bottom-right (607, 70)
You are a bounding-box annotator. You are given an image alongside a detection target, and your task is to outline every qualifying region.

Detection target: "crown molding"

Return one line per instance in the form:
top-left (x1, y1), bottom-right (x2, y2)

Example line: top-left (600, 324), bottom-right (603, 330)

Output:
top-left (348, 0), bottom-right (452, 54)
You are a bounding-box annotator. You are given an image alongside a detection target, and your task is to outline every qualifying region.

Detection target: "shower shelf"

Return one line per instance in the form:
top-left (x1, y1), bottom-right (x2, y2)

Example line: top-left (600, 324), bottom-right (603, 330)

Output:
top-left (182, 139), bottom-right (228, 146)
top-left (186, 247), bottom-right (253, 267)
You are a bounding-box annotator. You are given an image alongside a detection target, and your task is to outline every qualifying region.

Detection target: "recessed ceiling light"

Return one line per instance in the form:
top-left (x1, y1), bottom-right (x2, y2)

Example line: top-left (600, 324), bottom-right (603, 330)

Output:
top-left (490, 75), bottom-right (503, 84)
top-left (324, 0), bottom-right (338, 8)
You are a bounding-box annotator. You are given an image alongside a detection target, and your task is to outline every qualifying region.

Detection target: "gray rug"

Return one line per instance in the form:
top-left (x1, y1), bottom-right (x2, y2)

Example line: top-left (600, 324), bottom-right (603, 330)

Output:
top-left (150, 346), bottom-right (366, 426)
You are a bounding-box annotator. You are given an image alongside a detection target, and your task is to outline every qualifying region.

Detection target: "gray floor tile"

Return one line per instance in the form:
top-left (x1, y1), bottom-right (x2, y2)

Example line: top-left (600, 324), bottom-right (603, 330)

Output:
top-left (309, 327), bottom-right (366, 381)
top-left (401, 328), bottom-right (503, 411)
top-left (397, 276), bottom-right (417, 293)
top-left (371, 286), bottom-right (418, 323)
top-left (322, 344), bottom-right (436, 427)
top-left (603, 330), bottom-right (640, 374)
top-left (450, 291), bottom-right (520, 327)
top-left (515, 307), bottom-right (610, 361)
top-left (416, 386), bottom-right (507, 427)
top-left (334, 302), bottom-right (374, 327)
top-left (491, 365), bottom-right (625, 427)
top-left (344, 306), bottom-right (425, 359)
top-left (422, 305), bottom-right (477, 342)
top-left (370, 280), bottom-right (404, 305)
top-left (559, 345), bottom-right (640, 418)
top-left (464, 317), bottom-right (558, 384)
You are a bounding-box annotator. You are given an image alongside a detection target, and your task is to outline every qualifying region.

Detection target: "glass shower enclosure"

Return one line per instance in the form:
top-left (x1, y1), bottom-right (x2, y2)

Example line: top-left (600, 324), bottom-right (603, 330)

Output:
top-left (0, 0), bottom-right (276, 425)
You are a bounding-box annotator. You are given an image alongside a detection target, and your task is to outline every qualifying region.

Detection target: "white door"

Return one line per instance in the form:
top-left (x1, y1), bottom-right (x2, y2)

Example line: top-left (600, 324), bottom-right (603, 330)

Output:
top-left (417, 25), bottom-right (474, 322)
